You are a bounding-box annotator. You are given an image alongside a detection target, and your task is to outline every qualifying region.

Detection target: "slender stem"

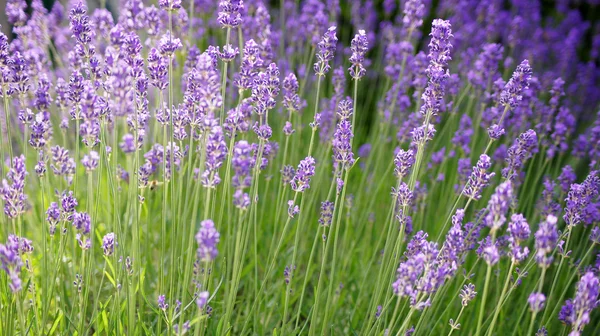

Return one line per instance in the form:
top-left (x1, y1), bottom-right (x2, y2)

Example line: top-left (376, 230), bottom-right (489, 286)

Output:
top-left (486, 261), bottom-right (516, 336)
top-left (447, 306), bottom-right (465, 336)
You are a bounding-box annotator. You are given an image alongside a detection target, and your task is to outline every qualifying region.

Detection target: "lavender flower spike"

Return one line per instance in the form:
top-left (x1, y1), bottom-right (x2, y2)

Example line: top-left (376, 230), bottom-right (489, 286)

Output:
top-left (349, 30), bottom-right (368, 80)
top-left (1, 155), bottom-right (28, 219)
top-left (503, 129), bottom-right (538, 180)
top-left (500, 60), bottom-right (533, 110)
top-left (290, 157), bottom-right (316, 193)
top-left (196, 220), bottom-right (220, 262)
top-left (314, 26), bottom-right (337, 76)
top-left (561, 272), bottom-right (600, 335)
top-left (418, 19), bottom-right (453, 119)
top-left (484, 181), bottom-right (513, 232)
top-left (462, 154), bottom-right (495, 201)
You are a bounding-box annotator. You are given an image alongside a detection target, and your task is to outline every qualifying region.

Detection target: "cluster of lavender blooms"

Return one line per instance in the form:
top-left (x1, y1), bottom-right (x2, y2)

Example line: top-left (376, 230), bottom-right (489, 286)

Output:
top-left (1, 0), bottom-right (600, 335)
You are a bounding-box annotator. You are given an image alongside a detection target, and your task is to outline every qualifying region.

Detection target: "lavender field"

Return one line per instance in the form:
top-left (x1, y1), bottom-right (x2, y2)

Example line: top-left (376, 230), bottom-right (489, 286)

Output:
top-left (1, 0), bottom-right (600, 335)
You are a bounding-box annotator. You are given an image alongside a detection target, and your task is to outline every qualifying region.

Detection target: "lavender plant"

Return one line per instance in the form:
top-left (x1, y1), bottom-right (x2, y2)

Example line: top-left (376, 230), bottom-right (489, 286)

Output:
top-left (1, 0), bottom-right (600, 335)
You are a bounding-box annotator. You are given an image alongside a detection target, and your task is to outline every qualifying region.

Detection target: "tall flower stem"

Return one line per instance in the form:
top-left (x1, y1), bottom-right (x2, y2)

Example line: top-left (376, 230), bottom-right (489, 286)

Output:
top-left (475, 232), bottom-right (497, 336)
top-left (282, 195), bottom-right (306, 331)
top-left (321, 166), bottom-right (352, 334)
top-left (486, 260), bottom-right (516, 336)
top-left (220, 28), bottom-right (231, 125)
top-left (526, 267), bottom-right (547, 336)
top-left (240, 191), bottom-right (300, 335)
top-left (447, 306), bottom-right (466, 336)
top-left (540, 225), bottom-right (572, 324)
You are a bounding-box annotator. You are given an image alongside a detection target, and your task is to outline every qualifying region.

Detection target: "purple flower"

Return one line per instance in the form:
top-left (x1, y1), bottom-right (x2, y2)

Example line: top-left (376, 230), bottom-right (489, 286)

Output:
top-left (69, 2), bottom-right (93, 49)
top-left (159, 0), bottom-right (182, 11)
top-left (46, 202), bottom-right (61, 236)
top-left (283, 122), bottom-right (295, 136)
top-left (394, 182), bottom-right (414, 208)
top-left (219, 45), bottom-right (239, 62)
top-left (158, 295), bottom-right (168, 311)
top-left (459, 283), bottom-right (477, 306)
top-left (50, 146), bottom-right (76, 185)
top-left (558, 299), bottom-right (574, 325)
top-left (202, 126), bottom-right (228, 188)
top-left (507, 214), bottom-right (530, 263)
top-left (487, 124), bottom-right (505, 141)
top-left (196, 219), bottom-right (220, 262)
top-left (159, 32), bottom-right (182, 57)
top-left (479, 237), bottom-right (499, 266)
top-left (73, 212), bottom-right (91, 250)
top-left (233, 190), bottom-right (250, 210)
top-left (232, 140), bottom-right (253, 189)
top-left (561, 272), bottom-right (600, 334)
top-left (287, 200), bottom-right (300, 218)
top-left (502, 129), bottom-right (538, 180)
top-left (319, 201), bottom-right (334, 226)
top-left (418, 19), bottom-right (453, 119)
top-left (281, 165), bottom-right (295, 186)
top-left (332, 119), bottom-right (355, 169)
top-left (535, 215), bottom-right (559, 268)
top-left (234, 40), bottom-right (263, 91)
top-left (290, 157), bottom-right (316, 193)
top-left (462, 154), bottom-right (495, 201)
top-left (558, 165), bottom-right (577, 195)
top-left (500, 60), bottom-right (533, 110)
top-left (218, 0), bottom-right (243, 28)
top-left (251, 63), bottom-right (280, 116)
top-left (6, 0), bottom-right (27, 26)
top-left (0, 155), bottom-right (28, 219)
top-left (147, 48), bottom-right (169, 91)
top-left (196, 291), bottom-right (209, 309)
top-left (0, 239), bottom-right (23, 292)
top-left (528, 293), bottom-right (546, 313)
top-left (564, 171), bottom-right (600, 228)
top-left (349, 30), bottom-right (368, 80)
top-left (314, 26), bottom-right (337, 76)
top-left (82, 151), bottom-right (100, 172)
top-left (102, 233), bottom-right (116, 256)
top-left (394, 149), bottom-right (415, 180)
top-left (403, 0), bottom-right (425, 31)
top-left (283, 73), bottom-right (302, 113)
top-left (29, 112), bottom-right (52, 149)
top-left (484, 181), bottom-right (513, 231)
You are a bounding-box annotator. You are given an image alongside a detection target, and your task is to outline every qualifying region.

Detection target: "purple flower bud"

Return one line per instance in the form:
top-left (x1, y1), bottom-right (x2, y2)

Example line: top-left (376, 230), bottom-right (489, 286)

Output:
top-left (507, 214), bottom-right (530, 263)
top-left (459, 283), bottom-right (477, 306)
top-left (314, 26), bottom-right (337, 76)
top-left (319, 201), bottom-right (334, 226)
top-left (503, 129), bottom-right (538, 180)
top-left (287, 200), bottom-right (300, 218)
top-left (403, 0), bottom-right (426, 31)
top-left (196, 291), bottom-right (209, 309)
top-left (0, 155), bottom-right (28, 219)
top-left (535, 215), bottom-right (558, 268)
top-left (82, 151), bottom-right (100, 172)
top-left (102, 233), bottom-right (116, 256)
top-left (462, 154), bottom-right (495, 201)
top-left (528, 293), bottom-right (546, 313)
top-left (394, 149), bottom-right (415, 180)
top-left (500, 60), bottom-right (532, 110)
top-left (349, 30), bottom-right (368, 80)
top-left (196, 219), bottom-right (220, 262)
top-left (218, 0), bottom-right (243, 28)
top-left (290, 156), bottom-right (316, 193)
top-left (484, 181), bottom-right (513, 231)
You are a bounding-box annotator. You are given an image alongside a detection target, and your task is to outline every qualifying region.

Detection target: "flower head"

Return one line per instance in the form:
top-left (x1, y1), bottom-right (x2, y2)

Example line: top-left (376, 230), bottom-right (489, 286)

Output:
top-left (196, 220), bottom-right (220, 262)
